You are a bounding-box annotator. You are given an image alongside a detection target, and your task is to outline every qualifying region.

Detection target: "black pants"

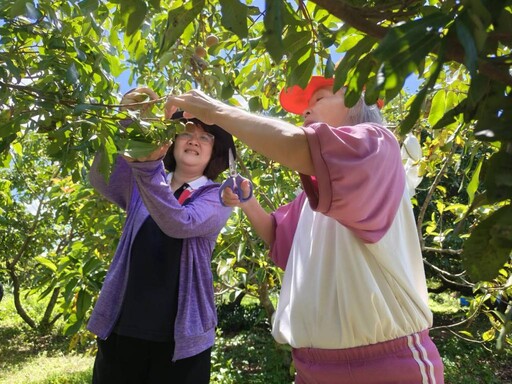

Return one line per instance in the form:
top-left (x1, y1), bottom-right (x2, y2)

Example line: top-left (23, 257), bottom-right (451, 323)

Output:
top-left (92, 333), bottom-right (212, 384)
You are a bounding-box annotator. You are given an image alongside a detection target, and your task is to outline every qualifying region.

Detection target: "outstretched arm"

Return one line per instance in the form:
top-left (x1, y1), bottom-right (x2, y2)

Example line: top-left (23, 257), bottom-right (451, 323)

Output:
top-left (165, 90), bottom-right (315, 176)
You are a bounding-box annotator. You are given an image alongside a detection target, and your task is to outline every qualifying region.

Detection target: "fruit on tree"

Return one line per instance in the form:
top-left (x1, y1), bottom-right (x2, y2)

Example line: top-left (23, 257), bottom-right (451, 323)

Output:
top-left (195, 46), bottom-right (207, 58)
top-left (205, 34), bottom-right (219, 47)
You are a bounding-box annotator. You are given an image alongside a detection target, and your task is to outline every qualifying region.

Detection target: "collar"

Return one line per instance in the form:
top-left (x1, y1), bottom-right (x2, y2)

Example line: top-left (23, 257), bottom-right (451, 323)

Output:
top-left (166, 173), bottom-right (209, 192)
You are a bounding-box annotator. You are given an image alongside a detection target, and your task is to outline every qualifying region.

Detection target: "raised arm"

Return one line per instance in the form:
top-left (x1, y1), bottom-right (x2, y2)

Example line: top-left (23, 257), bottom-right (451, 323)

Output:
top-left (165, 90), bottom-right (315, 176)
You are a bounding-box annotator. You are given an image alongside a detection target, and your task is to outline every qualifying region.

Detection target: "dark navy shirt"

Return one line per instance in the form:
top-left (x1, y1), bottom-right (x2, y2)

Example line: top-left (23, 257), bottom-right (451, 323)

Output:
top-left (114, 214), bottom-right (182, 342)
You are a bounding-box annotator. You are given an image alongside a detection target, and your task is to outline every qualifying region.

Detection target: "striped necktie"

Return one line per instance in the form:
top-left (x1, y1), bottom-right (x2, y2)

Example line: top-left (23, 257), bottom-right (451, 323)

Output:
top-left (173, 183), bottom-right (192, 205)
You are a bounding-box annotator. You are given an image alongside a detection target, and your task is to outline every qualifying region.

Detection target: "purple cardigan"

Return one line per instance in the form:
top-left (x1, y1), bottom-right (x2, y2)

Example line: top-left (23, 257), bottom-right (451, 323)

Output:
top-left (87, 154), bottom-right (232, 361)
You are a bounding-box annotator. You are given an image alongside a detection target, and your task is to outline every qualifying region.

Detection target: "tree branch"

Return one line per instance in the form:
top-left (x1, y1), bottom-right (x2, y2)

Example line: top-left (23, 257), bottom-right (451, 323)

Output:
top-left (311, 0), bottom-right (387, 38)
top-left (9, 170), bottom-right (57, 269)
top-left (309, 1), bottom-right (512, 86)
top-left (423, 246), bottom-right (462, 256)
top-left (8, 268), bottom-right (36, 329)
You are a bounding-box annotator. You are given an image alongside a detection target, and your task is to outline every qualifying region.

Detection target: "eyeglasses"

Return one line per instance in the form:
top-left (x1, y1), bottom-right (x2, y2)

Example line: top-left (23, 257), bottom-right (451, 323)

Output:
top-left (176, 131), bottom-right (215, 145)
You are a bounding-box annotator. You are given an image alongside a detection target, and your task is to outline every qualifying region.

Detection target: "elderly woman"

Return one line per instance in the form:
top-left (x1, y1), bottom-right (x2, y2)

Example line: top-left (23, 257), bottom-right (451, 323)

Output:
top-left (165, 77), bottom-right (444, 384)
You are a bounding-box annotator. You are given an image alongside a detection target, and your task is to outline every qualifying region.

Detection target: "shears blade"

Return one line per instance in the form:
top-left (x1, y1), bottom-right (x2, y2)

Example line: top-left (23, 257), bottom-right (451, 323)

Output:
top-left (228, 148), bottom-right (237, 176)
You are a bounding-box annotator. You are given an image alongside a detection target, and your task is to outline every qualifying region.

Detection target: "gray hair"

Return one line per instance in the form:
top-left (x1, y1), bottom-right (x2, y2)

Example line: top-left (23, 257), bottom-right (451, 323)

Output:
top-left (338, 87), bottom-right (383, 125)
top-left (347, 96), bottom-right (383, 125)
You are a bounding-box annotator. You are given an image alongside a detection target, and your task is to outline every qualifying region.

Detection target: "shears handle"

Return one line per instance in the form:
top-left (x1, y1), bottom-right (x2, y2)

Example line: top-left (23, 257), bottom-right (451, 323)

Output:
top-left (219, 175), bottom-right (253, 206)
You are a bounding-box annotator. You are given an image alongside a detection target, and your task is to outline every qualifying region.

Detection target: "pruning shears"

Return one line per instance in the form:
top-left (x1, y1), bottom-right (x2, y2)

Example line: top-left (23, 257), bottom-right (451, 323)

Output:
top-left (219, 149), bottom-right (253, 206)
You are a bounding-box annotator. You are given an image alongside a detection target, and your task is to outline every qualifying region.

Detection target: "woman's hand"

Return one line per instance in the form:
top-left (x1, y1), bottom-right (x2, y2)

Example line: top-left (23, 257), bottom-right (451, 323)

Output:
top-left (220, 179), bottom-right (253, 207)
top-left (123, 142), bottom-right (171, 163)
top-left (164, 89), bottom-right (224, 125)
top-left (121, 87), bottom-right (160, 117)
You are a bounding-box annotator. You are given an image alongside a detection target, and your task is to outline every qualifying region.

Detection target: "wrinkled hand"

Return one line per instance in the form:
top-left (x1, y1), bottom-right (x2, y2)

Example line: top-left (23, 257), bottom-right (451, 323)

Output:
top-left (221, 179), bottom-right (253, 207)
top-left (164, 89), bottom-right (223, 125)
top-left (123, 142), bottom-right (170, 163)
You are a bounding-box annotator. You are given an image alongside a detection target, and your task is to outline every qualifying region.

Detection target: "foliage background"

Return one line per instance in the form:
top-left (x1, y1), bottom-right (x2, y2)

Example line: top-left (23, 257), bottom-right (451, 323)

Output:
top-left (0, 0), bottom-right (511, 373)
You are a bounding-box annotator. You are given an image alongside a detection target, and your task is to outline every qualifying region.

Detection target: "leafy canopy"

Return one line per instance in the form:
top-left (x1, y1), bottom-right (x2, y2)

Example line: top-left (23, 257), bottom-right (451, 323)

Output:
top-left (1, 0), bottom-right (511, 349)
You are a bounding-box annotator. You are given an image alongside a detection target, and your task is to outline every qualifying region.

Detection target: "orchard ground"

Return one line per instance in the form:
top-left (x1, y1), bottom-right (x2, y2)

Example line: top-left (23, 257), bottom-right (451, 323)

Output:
top-left (0, 290), bottom-right (511, 384)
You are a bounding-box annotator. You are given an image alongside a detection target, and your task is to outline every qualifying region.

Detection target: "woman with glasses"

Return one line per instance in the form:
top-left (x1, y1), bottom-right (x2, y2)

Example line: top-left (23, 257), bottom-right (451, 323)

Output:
top-left (87, 88), bottom-right (235, 384)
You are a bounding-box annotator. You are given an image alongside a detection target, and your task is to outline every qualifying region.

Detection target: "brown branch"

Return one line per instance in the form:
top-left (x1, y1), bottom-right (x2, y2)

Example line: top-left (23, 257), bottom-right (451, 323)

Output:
top-left (298, 0), bottom-right (320, 41)
top-left (422, 246), bottom-right (462, 256)
top-left (0, 80), bottom-right (168, 111)
top-left (9, 171), bottom-right (57, 268)
top-left (0, 80), bottom-right (45, 98)
top-left (40, 287), bottom-right (60, 330)
top-left (8, 268), bottom-right (36, 329)
top-left (356, 0), bottom-right (421, 20)
top-left (311, 0), bottom-right (388, 38)
top-left (309, 1), bottom-right (512, 86)
top-left (423, 258), bottom-right (467, 280)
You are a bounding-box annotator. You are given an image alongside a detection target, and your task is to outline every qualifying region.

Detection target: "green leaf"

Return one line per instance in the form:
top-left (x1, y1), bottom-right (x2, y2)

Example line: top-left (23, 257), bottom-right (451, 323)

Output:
top-left (263, 0), bottom-right (284, 62)
top-left (157, 51), bottom-right (175, 70)
top-left (282, 30), bottom-right (311, 55)
top-left (432, 99), bottom-right (467, 130)
top-left (66, 63), bottom-right (79, 84)
top-left (98, 137), bottom-right (117, 181)
top-left (0, 117), bottom-right (20, 138)
top-left (400, 46), bottom-right (445, 135)
top-left (462, 205), bottom-right (512, 282)
top-left (76, 289), bottom-right (92, 320)
top-left (289, 48), bottom-right (315, 88)
top-left (63, 314), bottom-right (83, 336)
top-left (159, 0), bottom-right (205, 54)
top-left (82, 257), bottom-right (103, 276)
top-left (325, 55), bottom-right (335, 78)
top-left (496, 5), bottom-right (512, 36)
top-left (116, 139), bottom-right (161, 159)
top-left (10, 0), bottom-right (31, 18)
top-left (428, 90), bottom-right (446, 127)
top-left (219, 0), bottom-right (248, 39)
top-left (248, 96), bottom-right (261, 112)
top-left (466, 158), bottom-right (483, 206)
top-left (77, 0), bottom-right (100, 13)
top-left (34, 256), bottom-right (57, 272)
top-left (455, 17), bottom-right (478, 76)
top-left (72, 103), bottom-right (104, 115)
top-left (334, 35), bottom-right (377, 93)
top-left (148, 0), bottom-right (160, 10)
top-left (496, 306), bottom-right (512, 351)
top-left (400, 87), bottom-right (429, 135)
top-left (317, 24), bottom-right (336, 48)
top-left (345, 55), bottom-right (375, 107)
top-left (121, 0), bottom-right (148, 36)
top-left (374, 11), bottom-right (450, 100)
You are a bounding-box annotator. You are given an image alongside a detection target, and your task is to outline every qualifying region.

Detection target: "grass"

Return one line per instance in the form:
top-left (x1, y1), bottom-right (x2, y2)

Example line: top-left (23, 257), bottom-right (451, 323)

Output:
top-left (1, 290), bottom-right (511, 383)
top-left (0, 293), bottom-right (292, 384)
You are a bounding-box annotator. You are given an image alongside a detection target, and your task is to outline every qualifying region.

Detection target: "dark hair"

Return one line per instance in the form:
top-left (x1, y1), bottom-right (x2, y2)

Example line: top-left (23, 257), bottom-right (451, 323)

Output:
top-left (163, 112), bottom-right (236, 180)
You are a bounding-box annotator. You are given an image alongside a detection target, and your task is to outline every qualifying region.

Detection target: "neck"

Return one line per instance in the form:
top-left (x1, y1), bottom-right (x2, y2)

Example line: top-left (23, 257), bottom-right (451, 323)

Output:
top-left (171, 168), bottom-right (204, 190)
